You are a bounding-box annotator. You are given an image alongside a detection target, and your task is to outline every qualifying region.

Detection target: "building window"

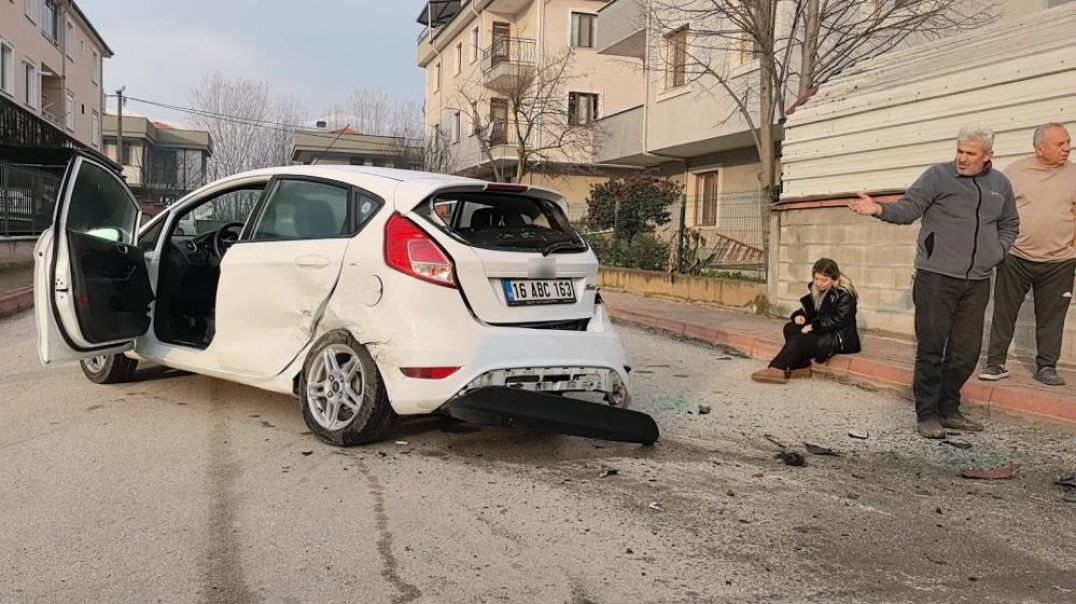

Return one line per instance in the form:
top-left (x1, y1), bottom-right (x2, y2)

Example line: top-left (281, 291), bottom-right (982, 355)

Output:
top-left (91, 110), bottom-right (100, 147)
top-left (451, 111), bottom-right (461, 143)
top-left (433, 62), bottom-right (441, 92)
top-left (0, 41), bottom-right (13, 97)
top-left (734, 33), bottom-right (757, 68)
top-left (23, 61), bottom-right (38, 109)
top-left (42, 0), bottom-right (58, 41)
top-left (24, 0), bottom-right (37, 23)
top-left (455, 43), bottom-right (462, 75)
top-left (570, 13), bottom-right (596, 48)
top-left (65, 19), bottom-right (74, 58)
top-left (92, 50), bottom-right (100, 84)
top-left (695, 170), bottom-right (720, 227)
top-left (471, 26), bottom-right (479, 62)
top-left (568, 92), bottom-right (599, 126)
top-left (665, 27), bottom-right (688, 90)
top-left (64, 91), bottom-right (74, 130)
top-left (80, 40), bottom-right (85, 56)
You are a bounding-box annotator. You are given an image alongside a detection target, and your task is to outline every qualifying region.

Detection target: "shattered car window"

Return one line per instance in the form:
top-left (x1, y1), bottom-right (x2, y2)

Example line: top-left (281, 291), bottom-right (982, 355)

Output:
top-left (416, 192), bottom-right (586, 253)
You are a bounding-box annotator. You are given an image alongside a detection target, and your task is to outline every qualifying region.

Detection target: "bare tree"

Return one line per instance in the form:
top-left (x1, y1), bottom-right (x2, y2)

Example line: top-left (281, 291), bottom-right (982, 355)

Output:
top-left (647, 0), bottom-right (998, 195)
top-left (323, 87), bottom-right (456, 174)
top-left (188, 71), bottom-right (306, 180)
top-left (457, 47), bottom-right (603, 183)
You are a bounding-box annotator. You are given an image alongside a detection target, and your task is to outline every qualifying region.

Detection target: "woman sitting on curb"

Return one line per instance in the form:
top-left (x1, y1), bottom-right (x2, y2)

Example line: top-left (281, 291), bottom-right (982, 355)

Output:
top-left (751, 258), bottom-right (861, 384)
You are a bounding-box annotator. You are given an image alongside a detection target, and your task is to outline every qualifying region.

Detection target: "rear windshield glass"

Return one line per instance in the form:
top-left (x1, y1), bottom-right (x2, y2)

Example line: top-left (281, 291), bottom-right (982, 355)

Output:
top-left (415, 192), bottom-right (587, 254)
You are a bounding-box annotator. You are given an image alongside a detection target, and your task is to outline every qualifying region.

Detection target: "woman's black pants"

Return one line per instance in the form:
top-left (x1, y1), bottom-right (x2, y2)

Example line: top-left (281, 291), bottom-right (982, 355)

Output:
top-left (769, 322), bottom-right (819, 370)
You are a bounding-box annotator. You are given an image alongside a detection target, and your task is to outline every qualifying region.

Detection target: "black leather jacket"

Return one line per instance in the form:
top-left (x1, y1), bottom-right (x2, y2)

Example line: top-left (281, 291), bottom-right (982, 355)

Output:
top-left (791, 285), bottom-right (861, 362)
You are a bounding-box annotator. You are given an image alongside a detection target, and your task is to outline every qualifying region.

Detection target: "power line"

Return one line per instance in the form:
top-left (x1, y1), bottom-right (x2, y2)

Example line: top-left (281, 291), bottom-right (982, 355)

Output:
top-left (108, 94), bottom-right (383, 143)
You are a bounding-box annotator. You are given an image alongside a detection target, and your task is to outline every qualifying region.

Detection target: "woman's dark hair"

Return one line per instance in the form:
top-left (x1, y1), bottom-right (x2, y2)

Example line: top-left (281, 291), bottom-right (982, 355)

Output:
top-left (812, 257), bottom-right (858, 297)
top-left (812, 258), bottom-right (841, 280)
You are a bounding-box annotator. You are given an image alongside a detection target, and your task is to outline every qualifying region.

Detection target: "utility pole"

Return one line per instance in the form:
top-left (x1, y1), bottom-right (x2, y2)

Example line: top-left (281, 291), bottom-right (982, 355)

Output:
top-left (115, 86), bottom-right (125, 167)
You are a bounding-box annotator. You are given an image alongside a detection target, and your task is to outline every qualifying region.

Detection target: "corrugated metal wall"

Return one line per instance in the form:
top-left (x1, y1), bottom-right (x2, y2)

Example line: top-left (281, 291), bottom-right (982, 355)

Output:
top-left (781, 3), bottom-right (1076, 198)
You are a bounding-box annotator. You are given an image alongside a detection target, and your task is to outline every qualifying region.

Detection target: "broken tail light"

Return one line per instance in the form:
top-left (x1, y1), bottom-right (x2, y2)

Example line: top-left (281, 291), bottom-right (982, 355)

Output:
top-left (384, 213), bottom-right (457, 288)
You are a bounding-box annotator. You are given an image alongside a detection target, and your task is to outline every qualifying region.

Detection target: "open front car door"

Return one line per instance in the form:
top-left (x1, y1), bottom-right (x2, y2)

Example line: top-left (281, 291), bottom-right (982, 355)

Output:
top-left (34, 155), bottom-right (154, 364)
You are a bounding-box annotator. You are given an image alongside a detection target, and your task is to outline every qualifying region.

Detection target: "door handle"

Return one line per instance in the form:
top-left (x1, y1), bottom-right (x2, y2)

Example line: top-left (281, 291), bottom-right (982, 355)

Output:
top-left (295, 254), bottom-right (331, 269)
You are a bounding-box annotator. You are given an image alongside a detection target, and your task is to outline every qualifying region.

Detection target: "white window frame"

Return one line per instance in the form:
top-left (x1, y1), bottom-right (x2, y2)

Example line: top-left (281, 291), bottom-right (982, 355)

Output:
top-left (451, 110), bottom-right (461, 143)
top-left (0, 39), bottom-right (14, 98)
top-left (454, 42), bottom-right (462, 75)
top-left (91, 110), bottom-right (100, 147)
top-left (433, 61), bottom-right (441, 92)
top-left (22, 60), bottom-right (39, 109)
top-left (92, 49), bottom-right (100, 85)
top-left (64, 90), bottom-right (74, 130)
top-left (470, 26), bottom-right (479, 63)
top-left (66, 19), bottom-right (74, 59)
top-left (570, 12), bottom-right (597, 49)
top-left (42, 0), bottom-right (58, 42)
top-left (25, 0), bottom-right (37, 23)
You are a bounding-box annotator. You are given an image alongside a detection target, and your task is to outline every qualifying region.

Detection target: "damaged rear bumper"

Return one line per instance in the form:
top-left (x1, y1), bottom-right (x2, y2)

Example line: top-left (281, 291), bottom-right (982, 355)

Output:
top-left (439, 386), bottom-right (659, 445)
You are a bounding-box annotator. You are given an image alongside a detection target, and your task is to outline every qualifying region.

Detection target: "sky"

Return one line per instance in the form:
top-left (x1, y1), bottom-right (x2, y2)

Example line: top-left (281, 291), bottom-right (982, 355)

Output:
top-left (78, 0), bottom-right (427, 126)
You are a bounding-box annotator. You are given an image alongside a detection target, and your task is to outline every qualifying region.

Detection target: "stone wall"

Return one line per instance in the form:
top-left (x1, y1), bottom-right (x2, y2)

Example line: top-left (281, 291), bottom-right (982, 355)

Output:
top-left (599, 267), bottom-right (767, 312)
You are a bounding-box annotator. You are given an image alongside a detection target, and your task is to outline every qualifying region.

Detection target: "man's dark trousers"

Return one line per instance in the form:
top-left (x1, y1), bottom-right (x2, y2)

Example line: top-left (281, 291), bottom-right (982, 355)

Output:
top-left (912, 271), bottom-right (991, 420)
top-left (986, 255), bottom-right (1076, 370)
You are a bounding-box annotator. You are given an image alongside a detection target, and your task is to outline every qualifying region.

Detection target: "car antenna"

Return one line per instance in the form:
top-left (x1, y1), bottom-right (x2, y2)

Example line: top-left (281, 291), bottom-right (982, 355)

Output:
top-left (312, 122), bottom-right (351, 165)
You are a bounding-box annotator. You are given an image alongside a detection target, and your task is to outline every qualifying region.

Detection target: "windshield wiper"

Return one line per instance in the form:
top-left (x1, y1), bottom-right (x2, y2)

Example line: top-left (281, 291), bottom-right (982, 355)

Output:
top-left (542, 240), bottom-right (587, 256)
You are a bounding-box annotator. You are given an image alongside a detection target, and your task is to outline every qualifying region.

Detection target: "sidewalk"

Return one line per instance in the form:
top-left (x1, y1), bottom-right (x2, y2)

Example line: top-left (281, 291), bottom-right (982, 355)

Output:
top-left (604, 290), bottom-right (1076, 427)
top-left (0, 265), bottom-right (33, 320)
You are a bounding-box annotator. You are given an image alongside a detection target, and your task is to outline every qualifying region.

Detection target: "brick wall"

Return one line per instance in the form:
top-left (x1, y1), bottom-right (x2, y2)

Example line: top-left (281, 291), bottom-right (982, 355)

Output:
top-left (773, 205), bottom-right (1076, 367)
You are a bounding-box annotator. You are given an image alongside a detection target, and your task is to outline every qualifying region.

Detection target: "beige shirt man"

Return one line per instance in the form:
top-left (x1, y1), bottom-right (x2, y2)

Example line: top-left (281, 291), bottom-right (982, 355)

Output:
top-left (1004, 158), bottom-right (1076, 262)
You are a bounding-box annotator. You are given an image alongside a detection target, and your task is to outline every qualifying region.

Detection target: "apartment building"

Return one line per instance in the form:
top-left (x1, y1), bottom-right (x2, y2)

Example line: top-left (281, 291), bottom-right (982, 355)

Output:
top-left (416, 0), bottom-right (646, 219)
top-left (102, 115), bottom-right (213, 206)
top-left (594, 0), bottom-right (770, 251)
top-left (1, 0), bottom-right (111, 150)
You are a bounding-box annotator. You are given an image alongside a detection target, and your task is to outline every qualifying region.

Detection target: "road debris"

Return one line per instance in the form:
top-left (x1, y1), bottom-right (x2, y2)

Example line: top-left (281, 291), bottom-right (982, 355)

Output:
top-left (775, 451), bottom-right (806, 467)
top-left (943, 440), bottom-right (973, 450)
top-left (300, 451), bottom-right (313, 456)
top-left (394, 440), bottom-right (409, 446)
top-left (698, 405), bottom-right (712, 415)
top-left (1055, 475), bottom-right (1076, 489)
top-left (961, 464), bottom-right (1022, 480)
top-left (648, 502), bottom-right (664, 512)
top-left (804, 443), bottom-right (842, 456)
top-left (598, 467), bottom-right (619, 478)
top-left (848, 430), bottom-right (870, 440)
top-left (764, 434), bottom-right (788, 449)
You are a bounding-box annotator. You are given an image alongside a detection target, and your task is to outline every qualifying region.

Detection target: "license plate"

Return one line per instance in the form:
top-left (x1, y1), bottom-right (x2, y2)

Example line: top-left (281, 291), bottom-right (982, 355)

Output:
top-left (503, 279), bottom-right (576, 306)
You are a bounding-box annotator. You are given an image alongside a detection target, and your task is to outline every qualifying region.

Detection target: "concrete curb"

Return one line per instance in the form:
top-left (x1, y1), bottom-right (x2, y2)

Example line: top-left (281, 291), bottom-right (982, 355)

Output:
top-left (0, 287), bottom-right (33, 320)
top-left (609, 307), bottom-right (1076, 427)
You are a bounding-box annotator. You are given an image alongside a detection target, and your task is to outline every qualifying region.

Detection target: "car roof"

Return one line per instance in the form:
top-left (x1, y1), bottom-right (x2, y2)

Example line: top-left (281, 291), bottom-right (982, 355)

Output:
top-left (206, 165), bottom-right (564, 210)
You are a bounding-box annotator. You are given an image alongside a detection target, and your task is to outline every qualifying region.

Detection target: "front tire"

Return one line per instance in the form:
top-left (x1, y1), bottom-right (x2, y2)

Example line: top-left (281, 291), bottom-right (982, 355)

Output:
top-left (80, 354), bottom-right (139, 384)
top-left (300, 331), bottom-right (394, 446)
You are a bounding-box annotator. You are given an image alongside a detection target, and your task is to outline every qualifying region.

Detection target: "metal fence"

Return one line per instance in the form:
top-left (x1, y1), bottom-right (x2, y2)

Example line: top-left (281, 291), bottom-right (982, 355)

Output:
top-left (0, 160), bottom-right (60, 237)
top-left (579, 189), bottom-right (771, 282)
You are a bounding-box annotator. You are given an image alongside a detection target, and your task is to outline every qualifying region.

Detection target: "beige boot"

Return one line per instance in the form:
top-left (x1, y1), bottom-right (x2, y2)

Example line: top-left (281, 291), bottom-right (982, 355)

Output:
top-left (751, 367), bottom-right (788, 384)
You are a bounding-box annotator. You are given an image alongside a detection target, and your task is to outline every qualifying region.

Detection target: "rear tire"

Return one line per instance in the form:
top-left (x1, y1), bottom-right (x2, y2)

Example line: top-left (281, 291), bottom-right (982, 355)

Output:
top-left (300, 330), bottom-right (394, 446)
top-left (80, 354), bottom-right (139, 384)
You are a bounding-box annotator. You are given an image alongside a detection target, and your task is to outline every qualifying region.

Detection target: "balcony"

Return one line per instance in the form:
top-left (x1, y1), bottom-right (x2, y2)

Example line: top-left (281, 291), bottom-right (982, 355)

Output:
top-left (481, 38), bottom-right (537, 90)
top-left (593, 105), bottom-right (652, 165)
top-left (596, 0), bottom-right (645, 59)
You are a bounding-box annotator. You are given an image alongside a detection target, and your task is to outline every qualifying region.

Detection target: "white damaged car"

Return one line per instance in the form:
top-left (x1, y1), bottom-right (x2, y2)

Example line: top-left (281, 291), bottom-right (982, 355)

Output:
top-left (35, 154), bottom-right (658, 446)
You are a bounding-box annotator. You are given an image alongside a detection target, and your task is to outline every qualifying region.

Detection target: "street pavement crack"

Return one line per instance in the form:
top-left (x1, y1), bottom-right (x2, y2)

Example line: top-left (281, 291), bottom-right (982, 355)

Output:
top-left (357, 458), bottom-right (422, 604)
top-left (202, 382), bottom-right (256, 604)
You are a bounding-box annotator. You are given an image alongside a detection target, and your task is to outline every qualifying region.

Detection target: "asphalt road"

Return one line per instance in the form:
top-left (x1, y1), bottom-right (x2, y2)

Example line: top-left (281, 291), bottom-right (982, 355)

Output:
top-left (1, 310), bottom-right (1074, 604)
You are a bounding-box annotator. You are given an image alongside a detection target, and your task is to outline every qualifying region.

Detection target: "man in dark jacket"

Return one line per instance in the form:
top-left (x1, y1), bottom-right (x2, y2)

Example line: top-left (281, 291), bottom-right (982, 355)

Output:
top-left (849, 125), bottom-right (1020, 439)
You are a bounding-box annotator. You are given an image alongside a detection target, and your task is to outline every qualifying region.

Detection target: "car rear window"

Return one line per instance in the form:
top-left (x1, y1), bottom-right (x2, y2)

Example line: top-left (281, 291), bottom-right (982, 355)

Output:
top-left (416, 192), bottom-right (586, 254)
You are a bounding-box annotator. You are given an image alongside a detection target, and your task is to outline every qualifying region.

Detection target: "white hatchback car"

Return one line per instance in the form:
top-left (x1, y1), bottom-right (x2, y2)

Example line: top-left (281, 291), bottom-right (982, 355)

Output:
top-left (35, 154), bottom-right (657, 446)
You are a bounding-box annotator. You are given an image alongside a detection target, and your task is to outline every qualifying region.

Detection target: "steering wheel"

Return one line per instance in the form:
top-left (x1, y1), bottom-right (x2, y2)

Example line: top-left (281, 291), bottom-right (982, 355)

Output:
top-left (212, 222), bottom-right (245, 258)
